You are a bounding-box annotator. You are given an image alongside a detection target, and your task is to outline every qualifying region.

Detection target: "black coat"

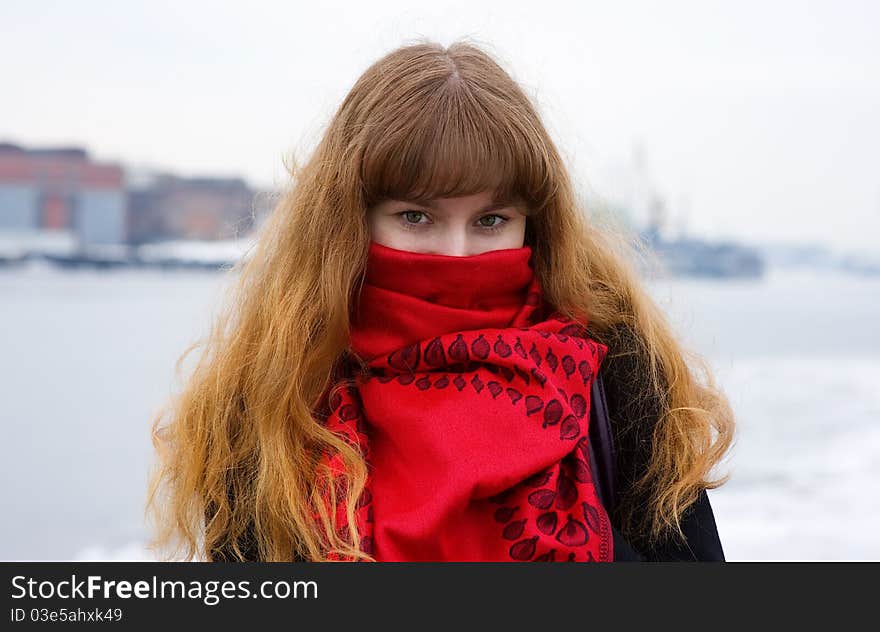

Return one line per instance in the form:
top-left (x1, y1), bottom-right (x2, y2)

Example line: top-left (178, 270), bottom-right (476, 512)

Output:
top-left (594, 332), bottom-right (726, 562)
top-left (609, 489), bottom-right (724, 561)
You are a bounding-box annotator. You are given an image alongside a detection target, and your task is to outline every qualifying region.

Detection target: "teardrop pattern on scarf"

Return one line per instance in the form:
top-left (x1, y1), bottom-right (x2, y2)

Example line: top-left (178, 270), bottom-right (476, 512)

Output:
top-left (577, 361), bottom-right (592, 386)
top-left (542, 399), bottom-right (563, 427)
top-left (555, 515), bottom-right (589, 547)
top-left (509, 536), bottom-right (538, 561)
top-left (471, 334), bottom-right (490, 360)
top-left (448, 334), bottom-right (470, 364)
top-left (525, 395), bottom-right (543, 416)
top-left (424, 337), bottom-right (447, 367)
top-left (527, 488), bottom-right (556, 509)
top-left (494, 335), bottom-right (512, 358)
top-left (582, 501), bottom-right (603, 534)
top-left (503, 519), bottom-right (527, 540)
top-left (569, 393), bottom-right (587, 419)
top-left (545, 348), bottom-right (558, 371)
top-left (536, 511), bottom-right (558, 535)
top-left (560, 415), bottom-right (580, 440)
top-left (572, 456), bottom-right (593, 484)
top-left (494, 505), bottom-right (519, 523)
top-left (487, 381), bottom-right (503, 398)
top-left (575, 436), bottom-right (593, 463)
top-left (555, 469), bottom-right (578, 510)
top-left (388, 342), bottom-right (420, 372)
top-left (369, 326), bottom-right (603, 449)
top-left (529, 343), bottom-right (543, 366)
top-left (562, 355), bottom-right (576, 379)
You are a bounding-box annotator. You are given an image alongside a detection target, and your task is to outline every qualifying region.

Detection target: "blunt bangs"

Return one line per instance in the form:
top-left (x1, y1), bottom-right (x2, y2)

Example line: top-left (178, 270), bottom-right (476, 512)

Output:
top-left (358, 83), bottom-right (552, 214)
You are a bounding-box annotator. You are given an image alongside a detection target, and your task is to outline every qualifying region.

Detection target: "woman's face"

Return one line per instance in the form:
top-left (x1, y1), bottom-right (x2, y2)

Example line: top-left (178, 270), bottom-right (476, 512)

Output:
top-left (367, 190), bottom-right (528, 256)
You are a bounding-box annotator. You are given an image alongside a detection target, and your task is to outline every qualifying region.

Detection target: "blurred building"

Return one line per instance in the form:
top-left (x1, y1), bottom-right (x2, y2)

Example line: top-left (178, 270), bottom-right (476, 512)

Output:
top-left (127, 173), bottom-right (259, 244)
top-left (0, 142), bottom-right (126, 245)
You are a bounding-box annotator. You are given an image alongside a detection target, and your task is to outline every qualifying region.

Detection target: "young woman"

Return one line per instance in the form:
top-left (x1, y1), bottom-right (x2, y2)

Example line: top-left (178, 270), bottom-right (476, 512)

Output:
top-left (146, 39), bottom-right (735, 562)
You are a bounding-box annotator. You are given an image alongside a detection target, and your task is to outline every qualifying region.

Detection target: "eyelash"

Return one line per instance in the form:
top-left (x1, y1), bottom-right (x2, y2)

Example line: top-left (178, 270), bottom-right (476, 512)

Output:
top-left (396, 211), bottom-right (510, 233)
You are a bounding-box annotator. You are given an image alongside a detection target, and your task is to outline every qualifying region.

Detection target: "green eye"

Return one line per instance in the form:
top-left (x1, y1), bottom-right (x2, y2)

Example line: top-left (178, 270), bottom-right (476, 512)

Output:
top-left (403, 211), bottom-right (424, 224)
top-left (478, 214), bottom-right (508, 231)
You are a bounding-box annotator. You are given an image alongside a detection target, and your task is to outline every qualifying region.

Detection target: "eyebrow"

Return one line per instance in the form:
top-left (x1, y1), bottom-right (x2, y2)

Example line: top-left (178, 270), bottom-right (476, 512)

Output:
top-left (396, 198), bottom-right (522, 214)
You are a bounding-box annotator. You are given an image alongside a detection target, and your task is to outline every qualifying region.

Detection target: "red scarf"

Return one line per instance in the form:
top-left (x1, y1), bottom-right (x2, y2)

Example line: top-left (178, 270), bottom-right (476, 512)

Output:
top-left (318, 241), bottom-right (614, 562)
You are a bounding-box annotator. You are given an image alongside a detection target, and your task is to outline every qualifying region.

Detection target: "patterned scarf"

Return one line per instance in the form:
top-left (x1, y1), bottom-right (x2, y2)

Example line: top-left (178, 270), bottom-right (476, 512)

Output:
top-left (316, 240), bottom-right (613, 562)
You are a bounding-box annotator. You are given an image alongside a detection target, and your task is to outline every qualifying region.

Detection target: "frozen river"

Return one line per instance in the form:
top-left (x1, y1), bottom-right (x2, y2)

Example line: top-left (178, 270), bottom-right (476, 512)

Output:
top-left (1, 263), bottom-right (877, 561)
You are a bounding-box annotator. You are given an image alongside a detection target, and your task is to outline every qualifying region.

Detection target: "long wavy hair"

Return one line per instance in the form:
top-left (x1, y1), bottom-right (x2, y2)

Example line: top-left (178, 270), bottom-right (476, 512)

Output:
top-left (145, 38), bottom-right (735, 562)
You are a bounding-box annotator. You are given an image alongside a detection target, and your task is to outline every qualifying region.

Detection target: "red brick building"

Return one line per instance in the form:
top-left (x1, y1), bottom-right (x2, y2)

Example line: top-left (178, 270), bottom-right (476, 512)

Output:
top-left (0, 142), bottom-right (126, 244)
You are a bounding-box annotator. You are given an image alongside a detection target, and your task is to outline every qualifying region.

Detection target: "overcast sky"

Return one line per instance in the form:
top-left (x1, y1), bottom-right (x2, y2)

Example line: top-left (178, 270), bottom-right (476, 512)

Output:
top-left (2, 0), bottom-right (878, 253)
